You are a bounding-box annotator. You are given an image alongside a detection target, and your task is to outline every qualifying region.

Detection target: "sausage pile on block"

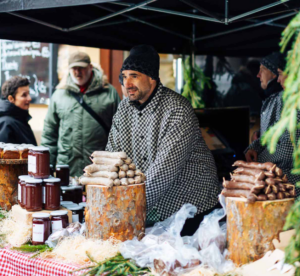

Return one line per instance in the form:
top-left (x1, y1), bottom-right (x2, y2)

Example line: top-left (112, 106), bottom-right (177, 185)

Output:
top-left (221, 160), bottom-right (296, 203)
top-left (79, 151), bottom-right (146, 187)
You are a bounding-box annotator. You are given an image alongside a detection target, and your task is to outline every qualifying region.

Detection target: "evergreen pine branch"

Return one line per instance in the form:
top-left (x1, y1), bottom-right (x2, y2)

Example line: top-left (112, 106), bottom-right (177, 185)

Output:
top-left (182, 56), bottom-right (209, 108)
top-left (262, 11), bottom-right (300, 272)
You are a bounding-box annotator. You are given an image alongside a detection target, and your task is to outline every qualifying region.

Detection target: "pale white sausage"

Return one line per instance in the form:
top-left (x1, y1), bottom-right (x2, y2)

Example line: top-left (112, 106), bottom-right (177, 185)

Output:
top-left (92, 157), bottom-right (124, 167)
top-left (91, 151), bottom-right (127, 159)
top-left (80, 177), bottom-right (113, 187)
top-left (84, 164), bottom-right (118, 174)
top-left (83, 171), bottom-right (118, 179)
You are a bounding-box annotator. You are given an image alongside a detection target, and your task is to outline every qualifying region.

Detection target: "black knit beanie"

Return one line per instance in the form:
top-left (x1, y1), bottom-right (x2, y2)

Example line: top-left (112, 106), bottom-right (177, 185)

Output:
top-left (120, 45), bottom-right (160, 83)
top-left (260, 52), bottom-right (286, 75)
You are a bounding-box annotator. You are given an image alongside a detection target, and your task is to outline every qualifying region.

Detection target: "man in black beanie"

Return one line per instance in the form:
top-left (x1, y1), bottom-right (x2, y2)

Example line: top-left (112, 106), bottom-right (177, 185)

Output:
top-left (245, 52), bottom-right (300, 196)
top-left (106, 45), bottom-right (220, 235)
top-left (256, 52), bottom-right (283, 100)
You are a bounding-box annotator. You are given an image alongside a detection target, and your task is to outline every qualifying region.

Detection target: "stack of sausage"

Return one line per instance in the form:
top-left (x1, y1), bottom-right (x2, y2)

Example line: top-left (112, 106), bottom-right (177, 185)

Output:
top-left (79, 151), bottom-right (146, 187)
top-left (221, 160), bottom-right (296, 203)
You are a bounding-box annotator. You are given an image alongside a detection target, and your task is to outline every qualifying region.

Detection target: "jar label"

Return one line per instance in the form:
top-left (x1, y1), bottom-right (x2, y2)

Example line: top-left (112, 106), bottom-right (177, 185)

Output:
top-left (72, 214), bottom-right (79, 222)
top-left (52, 220), bottom-right (63, 232)
top-left (32, 223), bottom-right (44, 242)
top-left (28, 155), bottom-right (37, 173)
top-left (42, 187), bottom-right (46, 204)
top-left (18, 184), bottom-right (21, 201)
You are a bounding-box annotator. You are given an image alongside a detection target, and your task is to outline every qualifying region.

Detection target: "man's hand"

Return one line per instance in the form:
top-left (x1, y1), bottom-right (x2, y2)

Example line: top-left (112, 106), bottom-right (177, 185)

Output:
top-left (245, 149), bottom-right (258, 162)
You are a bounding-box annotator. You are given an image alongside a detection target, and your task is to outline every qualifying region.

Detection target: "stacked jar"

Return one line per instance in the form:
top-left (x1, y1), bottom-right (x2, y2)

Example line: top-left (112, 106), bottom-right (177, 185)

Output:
top-left (68, 205), bottom-right (84, 223)
top-left (32, 211), bottom-right (70, 245)
top-left (32, 213), bottom-right (51, 245)
top-left (79, 202), bottom-right (86, 222)
top-left (50, 210), bottom-right (69, 232)
top-left (56, 165), bottom-right (69, 186)
top-left (22, 146), bottom-right (63, 212)
top-left (28, 146), bottom-right (50, 179)
top-left (18, 175), bottom-right (30, 208)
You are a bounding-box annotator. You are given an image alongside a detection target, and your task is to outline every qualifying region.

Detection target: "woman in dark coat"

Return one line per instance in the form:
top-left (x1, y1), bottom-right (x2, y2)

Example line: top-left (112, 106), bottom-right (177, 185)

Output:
top-left (0, 76), bottom-right (37, 145)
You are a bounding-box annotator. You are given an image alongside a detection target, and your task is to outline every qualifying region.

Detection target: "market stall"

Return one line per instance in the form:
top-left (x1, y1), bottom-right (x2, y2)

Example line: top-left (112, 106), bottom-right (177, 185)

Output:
top-left (0, 1), bottom-right (299, 275)
top-left (0, 139), bottom-right (296, 276)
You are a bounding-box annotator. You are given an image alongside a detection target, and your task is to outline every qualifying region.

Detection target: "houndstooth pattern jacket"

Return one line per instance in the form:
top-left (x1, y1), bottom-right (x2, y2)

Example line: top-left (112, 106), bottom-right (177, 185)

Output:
top-left (106, 83), bottom-right (220, 221)
top-left (246, 91), bottom-right (300, 195)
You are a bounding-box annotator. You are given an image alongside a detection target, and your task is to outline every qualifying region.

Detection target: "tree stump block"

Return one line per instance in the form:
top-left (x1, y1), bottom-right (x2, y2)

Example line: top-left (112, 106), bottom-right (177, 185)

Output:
top-left (85, 183), bottom-right (146, 242)
top-left (0, 159), bottom-right (27, 210)
top-left (226, 197), bottom-right (294, 265)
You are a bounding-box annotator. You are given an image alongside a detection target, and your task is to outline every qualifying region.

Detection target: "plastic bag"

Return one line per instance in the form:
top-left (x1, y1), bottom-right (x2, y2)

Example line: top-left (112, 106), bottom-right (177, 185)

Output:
top-left (45, 222), bottom-right (83, 248)
top-left (120, 204), bottom-right (201, 275)
top-left (120, 197), bottom-right (235, 275)
top-left (196, 195), bottom-right (234, 273)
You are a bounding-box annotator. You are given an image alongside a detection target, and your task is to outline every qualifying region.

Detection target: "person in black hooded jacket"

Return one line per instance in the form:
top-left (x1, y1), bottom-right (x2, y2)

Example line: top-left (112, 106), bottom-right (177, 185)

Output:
top-left (0, 76), bottom-right (37, 145)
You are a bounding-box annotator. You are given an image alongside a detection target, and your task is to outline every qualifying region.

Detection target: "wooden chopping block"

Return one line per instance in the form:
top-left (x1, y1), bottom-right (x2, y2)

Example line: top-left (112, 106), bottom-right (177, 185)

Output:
top-left (226, 197), bottom-right (294, 265)
top-left (0, 159), bottom-right (27, 210)
top-left (85, 183), bottom-right (146, 242)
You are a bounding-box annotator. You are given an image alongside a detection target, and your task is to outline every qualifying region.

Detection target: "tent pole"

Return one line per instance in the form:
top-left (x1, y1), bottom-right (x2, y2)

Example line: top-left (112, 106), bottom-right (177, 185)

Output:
top-left (111, 2), bottom-right (222, 23)
top-left (95, 5), bottom-right (191, 40)
top-left (192, 12), bottom-right (195, 79)
top-left (68, 0), bottom-right (156, 31)
top-left (246, 19), bottom-right (286, 28)
top-left (8, 12), bottom-right (64, 31)
top-left (229, 0), bottom-right (290, 23)
top-left (225, 0), bottom-right (229, 25)
top-left (195, 11), bottom-right (296, 41)
top-left (179, 0), bottom-right (223, 22)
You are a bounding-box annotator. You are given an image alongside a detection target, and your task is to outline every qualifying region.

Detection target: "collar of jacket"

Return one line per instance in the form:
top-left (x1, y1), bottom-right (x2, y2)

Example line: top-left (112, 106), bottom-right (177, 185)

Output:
top-left (262, 78), bottom-right (282, 100)
top-left (0, 99), bottom-right (32, 123)
top-left (63, 67), bottom-right (104, 94)
top-left (127, 82), bottom-right (164, 114)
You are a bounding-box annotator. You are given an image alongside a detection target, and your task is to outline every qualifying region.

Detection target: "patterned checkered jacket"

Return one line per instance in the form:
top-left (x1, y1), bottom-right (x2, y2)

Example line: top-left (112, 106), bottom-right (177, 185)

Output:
top-left (106, 83), bottom-right (220, 220)
top-left (247, 90), bottom-right (300, 195)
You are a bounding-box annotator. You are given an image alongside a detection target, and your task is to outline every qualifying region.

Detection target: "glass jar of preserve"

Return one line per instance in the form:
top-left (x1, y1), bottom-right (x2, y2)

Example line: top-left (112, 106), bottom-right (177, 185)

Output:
top-left (64, 204), bottom-right (78, 209)
top-left (60, 201), bottom-right (73, 206)
top-left (50, 165), bottom-right (54, 177)
top-left (61, 186), bottom-right (75, 201)
top-left (32, 213), bottom-right (51, 245)
top-left (73, 186), bottom-right (83, 204)
top-left (18, 175), bottom-right (29, 207)
top-left (28, 146), bottom-right (50, 179)
top-left (25, 179), bottom-right (43, 211)
top-left (68, 206), bottom-right (83, 223)
top-left (56, 165), bottom-right (69, 186)
top-left (51, 210), bottom-right (69, 232)
top-left (20, 176), bottom-right (31, 209)
top-left (44, 178), bottom-right (61, 210)
top-left (79, 202), bottom-right (86, 222)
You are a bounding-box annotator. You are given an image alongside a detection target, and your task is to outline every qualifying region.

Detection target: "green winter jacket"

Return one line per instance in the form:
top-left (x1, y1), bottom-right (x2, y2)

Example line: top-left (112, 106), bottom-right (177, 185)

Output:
top-left (41, 68), bottom-right (120, 176)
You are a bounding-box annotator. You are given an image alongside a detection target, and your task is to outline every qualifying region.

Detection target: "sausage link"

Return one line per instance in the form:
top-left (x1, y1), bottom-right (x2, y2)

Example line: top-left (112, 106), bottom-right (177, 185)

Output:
top-left (276, 192), bottom-right (285, 200)
top-left (275, 167), bottom-right (283, 177)
top-left (221, 188), bottom-right (251, 198)
top-left (282, 175), bottom-right (288, 183)
top-left (233, 161), bottom-right (276, 172)
top-left (271, 185), bottom-right (278, 194)
top-left (223, 180), bottom-right (253, 190)
top-left (257, 194), bottom-right (268, 201)
top-left (265, 172), bottom-right (275, 178)
top-left (233, 167), bottom-right (265, 180)
top-left (231, 174), bottom-right (260, 184)
top-left (267, 193), bottom-right (276, 200)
